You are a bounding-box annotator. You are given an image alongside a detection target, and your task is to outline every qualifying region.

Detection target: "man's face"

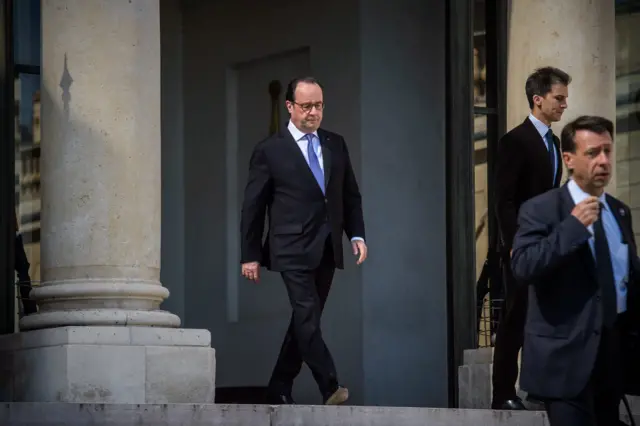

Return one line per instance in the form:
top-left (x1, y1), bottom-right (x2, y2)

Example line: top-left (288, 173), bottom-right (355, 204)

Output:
top-left (563, 130), bottom-right (613, 194)
top-left (533, 83), bottom-right (568, 123)
top-left (286, 82), bottom-right (323, 132)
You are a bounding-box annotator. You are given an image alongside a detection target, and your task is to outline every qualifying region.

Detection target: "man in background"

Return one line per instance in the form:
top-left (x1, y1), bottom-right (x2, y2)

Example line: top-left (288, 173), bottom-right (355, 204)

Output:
top-left (492, 66), bottom-right (571, 410)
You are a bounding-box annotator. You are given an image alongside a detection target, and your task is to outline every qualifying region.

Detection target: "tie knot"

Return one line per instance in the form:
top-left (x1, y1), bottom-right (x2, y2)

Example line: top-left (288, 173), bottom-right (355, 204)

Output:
top-left (305, 133), bottom-right (314, 143)
top-left (598, 202), bottom-right (606, 218)
top-left (546, 129), bottom-right (553, 139)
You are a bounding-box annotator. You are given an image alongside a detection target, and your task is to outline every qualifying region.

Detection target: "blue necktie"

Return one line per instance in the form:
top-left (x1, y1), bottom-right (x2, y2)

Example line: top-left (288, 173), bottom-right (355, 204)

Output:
top-left (305, 134), bottom-right (325, 194)
top-left (545, 129), bottom-right (556, 185)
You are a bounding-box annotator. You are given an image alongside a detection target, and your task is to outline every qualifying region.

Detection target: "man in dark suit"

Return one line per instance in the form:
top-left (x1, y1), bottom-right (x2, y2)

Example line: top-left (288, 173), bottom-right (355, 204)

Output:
top-left (511, 115), bottom-right (638, 425)
top-left (492, 67), bottom-right (571, 410)
top-left (240, 77), bottom-right (367, 405)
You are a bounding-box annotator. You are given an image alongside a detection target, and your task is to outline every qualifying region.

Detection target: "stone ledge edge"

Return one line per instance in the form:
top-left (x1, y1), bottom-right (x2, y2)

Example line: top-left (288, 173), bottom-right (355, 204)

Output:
top-left (0, 327), bottom-right (212, 351)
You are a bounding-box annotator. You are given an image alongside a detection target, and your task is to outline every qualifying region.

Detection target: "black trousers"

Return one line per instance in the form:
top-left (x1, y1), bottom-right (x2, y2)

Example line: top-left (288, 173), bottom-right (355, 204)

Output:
top-left (542, 320), bottom-right (623, 426)
top-left (491, 251), bottom-right (527, 405)
top-left (268, 238), bottom-right (338, 398)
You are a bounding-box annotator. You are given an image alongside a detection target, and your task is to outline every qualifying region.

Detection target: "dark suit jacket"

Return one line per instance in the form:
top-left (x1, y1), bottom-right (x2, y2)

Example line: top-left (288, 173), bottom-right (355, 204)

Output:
top-left (511, 184), bottom-right (640, 399)
top-left (495, 117), bottom-right (562, 251)
top-left (240, 127), bottom-right (365, 272)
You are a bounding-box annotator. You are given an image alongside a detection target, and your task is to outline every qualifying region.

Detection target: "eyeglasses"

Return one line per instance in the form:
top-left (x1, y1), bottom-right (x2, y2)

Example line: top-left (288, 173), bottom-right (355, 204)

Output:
top-left (294, 102), bottom-right (325, 113)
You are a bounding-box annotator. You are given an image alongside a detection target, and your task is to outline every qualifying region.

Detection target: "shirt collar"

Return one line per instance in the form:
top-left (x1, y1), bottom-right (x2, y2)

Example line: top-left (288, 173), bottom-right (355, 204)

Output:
top-left (287, 120), bottom-right (318, 142)
top-left (528, 113), bottom-right (551, 139)
top-left (567, 179), bottom-right (610, 212)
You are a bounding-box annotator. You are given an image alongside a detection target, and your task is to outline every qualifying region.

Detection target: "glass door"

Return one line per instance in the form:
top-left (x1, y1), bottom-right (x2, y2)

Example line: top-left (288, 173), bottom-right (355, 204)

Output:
top-left (0, 0), bottom-right (41, 334)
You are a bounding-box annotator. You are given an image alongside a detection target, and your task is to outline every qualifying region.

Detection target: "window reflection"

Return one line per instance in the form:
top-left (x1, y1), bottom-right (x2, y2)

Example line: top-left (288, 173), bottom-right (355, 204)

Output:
top-left (473, 0), bottom-right (494, 347)
top-left (615, 1), bottom-right (640, 241)
top-left (13, 0), bottom-right (41, 320)
top-left (14, 75), bottom-right (41, 286)
top-left (474, 0), bottom-right (487, 107)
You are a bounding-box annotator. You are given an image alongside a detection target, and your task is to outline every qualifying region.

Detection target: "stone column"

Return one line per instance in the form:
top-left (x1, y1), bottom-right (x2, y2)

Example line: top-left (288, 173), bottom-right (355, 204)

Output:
top-left (20, 0), bottom-right (180, 330)
top-left (506, 0), bottom-right (617, 192)
top-left (0, 0), bottom-right (215, 405)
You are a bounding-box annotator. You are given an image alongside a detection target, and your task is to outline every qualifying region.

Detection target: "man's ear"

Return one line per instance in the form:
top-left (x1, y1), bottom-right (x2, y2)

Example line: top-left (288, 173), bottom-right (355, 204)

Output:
top-left (562, 151), bottom-right (574, 171)
top-left (532, 94), bottom-right (542, 108)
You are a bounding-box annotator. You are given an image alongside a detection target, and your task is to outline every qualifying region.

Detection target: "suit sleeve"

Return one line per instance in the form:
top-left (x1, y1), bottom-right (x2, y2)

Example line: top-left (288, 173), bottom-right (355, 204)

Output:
top-left (342, 138), bottom-right (365, 241)
top-left (510, 198), bottom-right (592, 282)
top-left (240, 142), bottom-right (272, 264)
top-left (626, 208), bottom-right (640, 275)
top-left (495, 134), bottom-right (522, 250)
top-left (628, 207), bottom-right (637, 247)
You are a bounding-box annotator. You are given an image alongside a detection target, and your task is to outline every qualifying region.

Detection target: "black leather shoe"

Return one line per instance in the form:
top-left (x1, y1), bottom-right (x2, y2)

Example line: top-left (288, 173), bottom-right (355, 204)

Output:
top-left (266, 392), bottom-right (296, 405)
top-left (492, 397), bottom-right (526, 410)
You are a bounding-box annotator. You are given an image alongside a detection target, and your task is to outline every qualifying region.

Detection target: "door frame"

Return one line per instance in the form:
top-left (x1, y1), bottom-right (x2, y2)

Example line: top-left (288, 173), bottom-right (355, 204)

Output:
top-left (0, 0), bottom-right (15, 335)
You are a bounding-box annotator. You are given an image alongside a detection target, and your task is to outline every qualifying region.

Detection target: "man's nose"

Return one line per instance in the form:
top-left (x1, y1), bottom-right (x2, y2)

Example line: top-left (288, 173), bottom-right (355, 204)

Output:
top-left (597, 152), bottom-right (611, 165)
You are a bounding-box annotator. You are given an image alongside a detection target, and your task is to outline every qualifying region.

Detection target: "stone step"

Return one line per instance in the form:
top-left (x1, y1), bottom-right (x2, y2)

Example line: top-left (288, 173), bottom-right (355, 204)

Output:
top-left (459, 348), bottom-right (640, 423)
top-left (0, 403), bottom-right (551, 426)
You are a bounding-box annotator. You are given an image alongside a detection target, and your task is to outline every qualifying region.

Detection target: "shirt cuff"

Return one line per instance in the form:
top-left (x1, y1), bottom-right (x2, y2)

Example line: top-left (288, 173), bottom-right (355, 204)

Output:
top-left (350, 237), bottom-right (364, 242)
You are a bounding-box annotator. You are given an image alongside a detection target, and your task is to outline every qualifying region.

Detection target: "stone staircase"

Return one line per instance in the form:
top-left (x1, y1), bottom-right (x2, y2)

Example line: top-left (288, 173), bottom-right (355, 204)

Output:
top-left (0, 349), bottom-right (552, 426)
top-left (4, 348), bottom-right (640, 424)
top-left (0, 403), bottom-right (550, 426)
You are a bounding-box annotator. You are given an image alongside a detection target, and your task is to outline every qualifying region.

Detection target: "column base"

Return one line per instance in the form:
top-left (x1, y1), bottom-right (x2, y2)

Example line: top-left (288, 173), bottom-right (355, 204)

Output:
top-left (0, 327), bottom-right (215, 404)
top-left (19, 308), bottom-right (181, 331)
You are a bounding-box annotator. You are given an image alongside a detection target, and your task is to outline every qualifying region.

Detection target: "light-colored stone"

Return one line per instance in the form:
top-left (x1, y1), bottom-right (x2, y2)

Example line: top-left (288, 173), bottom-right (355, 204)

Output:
top-left (463, 347), bottom-right (493, 365)
top-left (457, 364), bottom-right (492, 409)
top-left (0, 327), bottom-right (215, 404)
top-left (0, 403), bottom-right (551, 426)
top-left (28, 0), bottom-right (180, 330)
top-left (145, 346), bottom-right (215, 403)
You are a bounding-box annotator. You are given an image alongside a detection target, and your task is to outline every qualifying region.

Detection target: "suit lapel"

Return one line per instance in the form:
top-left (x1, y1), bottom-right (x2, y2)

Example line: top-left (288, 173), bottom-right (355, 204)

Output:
top-left (606, 195), bottom-right (640, 276)
top-left (318, 129), bottom-right (332, 188)
top-left (552, 136), bottom-right (562, 187)
top-left (560, 184), bottom-right (597, 275)
top-left (607, 195), bottom-right (633, 246)
top-left (280, 129), bottom-right (308, 169)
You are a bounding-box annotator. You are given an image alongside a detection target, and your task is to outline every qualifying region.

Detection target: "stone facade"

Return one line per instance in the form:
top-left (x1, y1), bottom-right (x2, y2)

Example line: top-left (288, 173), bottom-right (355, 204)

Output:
top-left (0, 0), bottom-right (216, 404)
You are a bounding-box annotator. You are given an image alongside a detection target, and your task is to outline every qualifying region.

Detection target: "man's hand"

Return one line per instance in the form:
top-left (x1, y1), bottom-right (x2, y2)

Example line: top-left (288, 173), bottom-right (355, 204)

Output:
top-left (241, 261), bottom-right (260, 283)
top-left (352, 240), bottom-right (368, 265)
top-left (571, 196), bottom-right (600, 228)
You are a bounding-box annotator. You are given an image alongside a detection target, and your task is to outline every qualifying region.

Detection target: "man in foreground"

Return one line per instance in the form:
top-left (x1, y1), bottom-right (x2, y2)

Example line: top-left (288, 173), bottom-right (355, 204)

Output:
top-left (240, 77), bottom-right (367, 405)
top-left (511, 115), bottom-right (639, 424)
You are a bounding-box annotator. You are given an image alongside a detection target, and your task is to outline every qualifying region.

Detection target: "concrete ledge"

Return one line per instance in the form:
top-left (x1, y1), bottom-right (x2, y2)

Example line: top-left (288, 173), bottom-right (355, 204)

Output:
top-left (0, 403), bottom-right (550, 426)
top-left (0, 326), bottom-right (211, 351)
top-left (463, 347), bottom-right (494, 365)
top-left (0, 327), bottom-right (216, 404)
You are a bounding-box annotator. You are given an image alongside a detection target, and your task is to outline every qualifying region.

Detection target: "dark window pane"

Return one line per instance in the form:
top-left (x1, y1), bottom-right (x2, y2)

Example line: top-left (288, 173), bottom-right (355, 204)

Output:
top-left (13, 0), bottom-right (40, 67)
top-left (615, 1), bottom-right (640, 241)
top-left (473, 0), bottom-right (487, 107)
